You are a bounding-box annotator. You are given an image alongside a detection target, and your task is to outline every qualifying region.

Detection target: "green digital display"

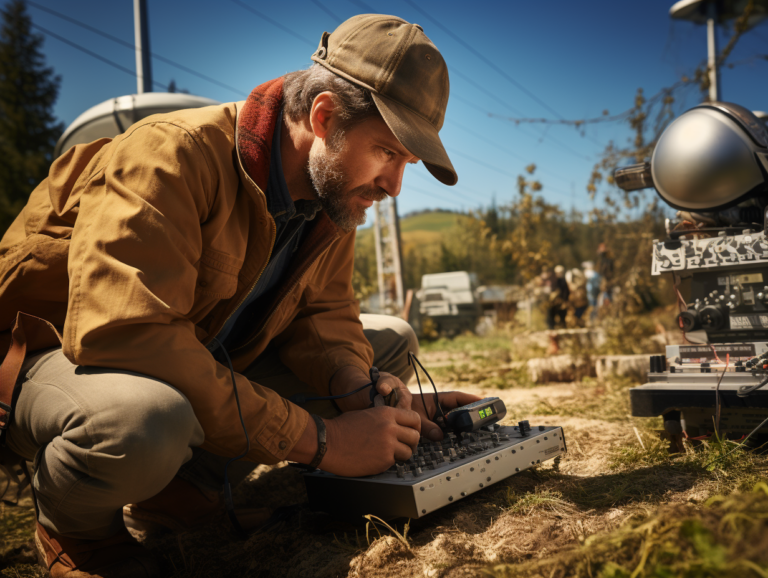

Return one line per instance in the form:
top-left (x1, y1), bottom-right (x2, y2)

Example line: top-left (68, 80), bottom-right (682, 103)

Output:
top-left (478, 406), bottom-right (494, 419)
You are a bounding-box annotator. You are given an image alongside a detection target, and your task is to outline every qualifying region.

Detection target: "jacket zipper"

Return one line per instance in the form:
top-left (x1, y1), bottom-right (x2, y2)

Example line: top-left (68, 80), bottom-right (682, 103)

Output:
top-left (229, 233), bottom-right (336, 355)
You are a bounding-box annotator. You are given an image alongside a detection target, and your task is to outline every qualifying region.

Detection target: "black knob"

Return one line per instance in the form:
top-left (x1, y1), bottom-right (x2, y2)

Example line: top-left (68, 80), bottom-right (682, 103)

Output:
top-left (699, 305), bottom-right (726, 330)
top-left (677, 311), bottom-right (699, 332)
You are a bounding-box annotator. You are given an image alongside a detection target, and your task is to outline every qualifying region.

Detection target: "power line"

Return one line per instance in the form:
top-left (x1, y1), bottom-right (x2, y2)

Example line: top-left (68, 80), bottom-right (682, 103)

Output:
top-left (450, 93), bottom-right (547, 144)
top-left (403, 0), bottom-right (564, 120)
top-left (228, 3), bottom-right (587, 193)
top-left (310, 1), bottom-right (594, 162)
top-left (450, 93), bottom-right (593, 163)
top-left (408, 168), bottom-right (488, 204)
top-left (449, 68), bottom-right (527, 117)
top-left (309, 0), bottom-right (344, 24)
top-left (347, 0), bottom-right (377, 13)
top-left (27, 1), bottom-right (248, 97)
top-left (445, 145), bottom-right (574, 201)
top-left (446, 147), bottom-right (521, 179)
top-left (403, 1), bottom-right (605, 149)
top-left (406, 185), bottom-right (466, 208)
top-left (230, 0), bottom-right (315, 47)
top-left (445, 119), bottom-right (572, 185)
top-left (29, 21), bottom-right (168, 91)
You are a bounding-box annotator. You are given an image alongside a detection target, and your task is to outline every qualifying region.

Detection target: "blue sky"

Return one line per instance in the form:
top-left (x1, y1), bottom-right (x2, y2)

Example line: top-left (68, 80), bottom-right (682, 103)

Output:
top-left (10, 0), bottom-right (768, 221)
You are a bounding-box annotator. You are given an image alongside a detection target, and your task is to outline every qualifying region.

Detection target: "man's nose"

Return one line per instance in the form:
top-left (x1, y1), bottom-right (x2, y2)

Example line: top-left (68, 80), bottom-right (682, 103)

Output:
top-left (377, 165), bottom-right (405, 198)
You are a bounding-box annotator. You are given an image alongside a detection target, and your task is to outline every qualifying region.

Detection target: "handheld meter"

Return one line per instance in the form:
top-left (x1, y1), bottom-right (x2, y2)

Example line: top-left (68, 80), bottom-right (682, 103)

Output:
top-left (444, 397), bottom-right (507, 433)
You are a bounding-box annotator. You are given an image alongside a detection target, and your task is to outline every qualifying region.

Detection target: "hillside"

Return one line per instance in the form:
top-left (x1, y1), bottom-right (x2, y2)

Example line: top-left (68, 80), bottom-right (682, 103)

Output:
top-left (356, 209), bottom-right (460, 241)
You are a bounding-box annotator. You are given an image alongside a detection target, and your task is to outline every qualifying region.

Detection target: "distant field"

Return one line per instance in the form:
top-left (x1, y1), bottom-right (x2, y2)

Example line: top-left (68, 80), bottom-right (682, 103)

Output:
top-left (399, 210), bottom-right (459, 233)
top-left (357, 210), bottom-right (460, 241)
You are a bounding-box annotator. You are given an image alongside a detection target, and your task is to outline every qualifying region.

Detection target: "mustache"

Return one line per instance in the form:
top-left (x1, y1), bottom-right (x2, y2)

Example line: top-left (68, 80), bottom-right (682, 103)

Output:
top-left (355, 185), bottom-right (389, 203)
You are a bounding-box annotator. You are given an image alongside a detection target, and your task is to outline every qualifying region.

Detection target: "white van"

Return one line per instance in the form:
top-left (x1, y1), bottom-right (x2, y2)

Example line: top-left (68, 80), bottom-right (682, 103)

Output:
top-left (417, 271), bottom-right (481, 335)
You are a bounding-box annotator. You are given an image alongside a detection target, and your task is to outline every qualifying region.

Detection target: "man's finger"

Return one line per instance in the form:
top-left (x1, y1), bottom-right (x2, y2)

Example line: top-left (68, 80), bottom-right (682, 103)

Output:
top-left (376, 374), bottom-right (404, 396)
top-left (392, 407), bottom-right (421, 432)
top-left (396, 424), bottom-right (421, 449)
top-left (376, 380), bottom-right (393, 395)
top-left (421, 417), bottom-right (444, 442)
top-left (394, 441), bottom-right (415, 462)
top-left (394, 387), bottom-right (412, 409)
top-left (437, 391), bottom-right (483, 409)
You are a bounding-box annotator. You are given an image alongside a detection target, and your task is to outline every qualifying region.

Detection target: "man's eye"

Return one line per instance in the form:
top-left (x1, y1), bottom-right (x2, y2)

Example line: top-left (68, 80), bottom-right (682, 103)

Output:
top-left (381, 148), bottom-right (395, 158)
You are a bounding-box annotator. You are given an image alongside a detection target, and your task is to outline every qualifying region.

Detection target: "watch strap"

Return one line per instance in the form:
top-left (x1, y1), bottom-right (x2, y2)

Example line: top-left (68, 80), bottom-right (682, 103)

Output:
top-left (307, 414), bottom-right (327, 470)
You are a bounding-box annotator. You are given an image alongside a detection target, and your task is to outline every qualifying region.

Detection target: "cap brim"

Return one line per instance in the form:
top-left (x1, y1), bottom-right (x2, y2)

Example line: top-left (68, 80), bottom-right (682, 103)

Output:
top-left (371, 93), bottom-right (458, 186)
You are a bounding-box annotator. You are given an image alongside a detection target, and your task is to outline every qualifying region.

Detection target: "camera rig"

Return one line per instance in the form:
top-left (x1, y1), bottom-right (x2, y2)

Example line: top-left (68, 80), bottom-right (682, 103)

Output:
top-left (615, 102), bottom-right (768, 443)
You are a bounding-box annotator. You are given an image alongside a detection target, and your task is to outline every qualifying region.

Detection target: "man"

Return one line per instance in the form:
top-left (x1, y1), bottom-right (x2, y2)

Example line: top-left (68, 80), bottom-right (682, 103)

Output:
top-left (544, 265), bottom-right (570, 330)
top-left (0, 14), bottom-right (479, 578)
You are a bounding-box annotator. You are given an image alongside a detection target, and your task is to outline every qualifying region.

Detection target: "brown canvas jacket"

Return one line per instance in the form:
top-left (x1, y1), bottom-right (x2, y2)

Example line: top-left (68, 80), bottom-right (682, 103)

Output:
top-left (0, 78), bottom-right (374, 463)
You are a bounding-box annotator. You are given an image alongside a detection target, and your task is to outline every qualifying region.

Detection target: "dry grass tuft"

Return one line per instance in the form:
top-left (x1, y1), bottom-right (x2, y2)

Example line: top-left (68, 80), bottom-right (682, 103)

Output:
top-left (485, 483), bottom-right (768, 578)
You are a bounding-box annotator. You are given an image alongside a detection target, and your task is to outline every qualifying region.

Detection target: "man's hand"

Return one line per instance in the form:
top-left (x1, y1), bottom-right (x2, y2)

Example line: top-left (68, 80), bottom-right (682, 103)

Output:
top-left (368, 371), bottom-right (482, 441)
top-left (411, 390), bottom-right (482, 441)
top-left (321, 407), bottom-right (421, 477)
top-left (329, 366), bottom-right (482, 442)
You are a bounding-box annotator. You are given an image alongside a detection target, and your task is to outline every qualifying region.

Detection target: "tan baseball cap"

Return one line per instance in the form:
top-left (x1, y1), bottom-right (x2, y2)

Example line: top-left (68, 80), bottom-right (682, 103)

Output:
top-left (311, 14), bottom-right (457, 186)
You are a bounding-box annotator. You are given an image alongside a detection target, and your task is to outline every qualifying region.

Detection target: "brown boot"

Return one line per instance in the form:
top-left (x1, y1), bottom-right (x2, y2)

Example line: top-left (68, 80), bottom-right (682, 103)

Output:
top-left (123, 476), bottom-right (271, 535)
top-left (35, 522), bottom-right (160, 578)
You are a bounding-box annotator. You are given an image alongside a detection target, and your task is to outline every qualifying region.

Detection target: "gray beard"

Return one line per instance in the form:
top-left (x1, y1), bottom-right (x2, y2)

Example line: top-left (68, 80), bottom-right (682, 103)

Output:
top-left (307, 131), bottom-right (387, 232)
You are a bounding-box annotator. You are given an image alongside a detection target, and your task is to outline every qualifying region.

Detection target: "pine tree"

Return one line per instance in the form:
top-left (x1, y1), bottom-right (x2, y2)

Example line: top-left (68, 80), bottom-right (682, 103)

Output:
top-left (0, 0), bottom-right (63, 234)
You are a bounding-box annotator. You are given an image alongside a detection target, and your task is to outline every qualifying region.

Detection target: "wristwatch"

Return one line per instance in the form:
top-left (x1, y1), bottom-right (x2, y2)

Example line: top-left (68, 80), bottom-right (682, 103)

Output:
top-left (307, 413), bottom-right (327, 469)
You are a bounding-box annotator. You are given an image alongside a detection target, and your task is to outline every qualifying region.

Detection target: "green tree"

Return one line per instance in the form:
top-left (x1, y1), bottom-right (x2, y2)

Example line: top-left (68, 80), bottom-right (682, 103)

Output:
top-left (0, 0), bottom-right (63, 234)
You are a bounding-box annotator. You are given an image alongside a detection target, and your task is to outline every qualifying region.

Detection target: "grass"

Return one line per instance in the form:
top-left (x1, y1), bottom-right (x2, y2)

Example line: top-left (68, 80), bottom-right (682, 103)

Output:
top-left (426, 361), bottom-right (534, 390)
top-left (5, 320), bottom-right (766, 577)
top-left (513, 424), bottom-right (768, 514)
top-left (419, 331), bottom-right (518, 355)
top-left (399, 210), bottom-right (459, 233)
top-left (506, 488), bottom-right (571, 516)
top-left (0, 496), bottom-right (41, 578)
top-left (520, 375), bottom-right (638, 422)
top-left (484, 483), bottom-right (768, 578)
top-left (356, 210), bottom-right (458, 243)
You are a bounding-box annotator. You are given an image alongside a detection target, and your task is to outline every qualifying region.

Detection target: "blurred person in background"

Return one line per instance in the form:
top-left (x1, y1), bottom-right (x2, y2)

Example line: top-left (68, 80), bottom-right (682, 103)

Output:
top-left (583, 261), bottom-right (602, 322)
top-left (568, 267), bottom-right (588, 325)
top-left (596, 243), bottom-right (615, 312)
top-left (545, 265), bottom-right (570, 330)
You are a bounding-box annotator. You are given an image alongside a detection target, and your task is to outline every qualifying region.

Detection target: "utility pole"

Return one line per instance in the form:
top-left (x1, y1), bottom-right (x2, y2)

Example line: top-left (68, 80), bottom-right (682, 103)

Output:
top-left (705, 1), bottom-right (720, 101)
top-left (134, 0), bottom-right (152, 94)
top-left (373, 197), bottom-right (405, 315)
top-left (670, 0), bottom-right (768, 102)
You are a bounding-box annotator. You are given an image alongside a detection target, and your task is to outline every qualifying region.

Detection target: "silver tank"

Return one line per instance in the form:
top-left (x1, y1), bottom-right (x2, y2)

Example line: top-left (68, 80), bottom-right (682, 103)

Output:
top-left (650, 102), bottom-right (768, 210)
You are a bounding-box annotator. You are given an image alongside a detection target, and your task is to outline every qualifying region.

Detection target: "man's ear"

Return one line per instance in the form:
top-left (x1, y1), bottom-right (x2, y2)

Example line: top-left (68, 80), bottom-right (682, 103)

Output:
top-left (309, 92), bottom-right (336, 140)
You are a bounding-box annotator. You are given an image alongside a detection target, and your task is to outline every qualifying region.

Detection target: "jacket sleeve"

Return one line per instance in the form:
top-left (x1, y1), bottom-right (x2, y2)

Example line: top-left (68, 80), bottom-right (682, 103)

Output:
top-left (63, 121), bottom-right (308, 464)
top-left (275, 230), bottom-right (374, 394)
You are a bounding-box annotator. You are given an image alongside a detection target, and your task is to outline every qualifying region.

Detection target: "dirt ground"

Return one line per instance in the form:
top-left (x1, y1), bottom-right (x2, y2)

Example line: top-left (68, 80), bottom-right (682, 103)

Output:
top-left (2, 334), bottom-right (768, 578)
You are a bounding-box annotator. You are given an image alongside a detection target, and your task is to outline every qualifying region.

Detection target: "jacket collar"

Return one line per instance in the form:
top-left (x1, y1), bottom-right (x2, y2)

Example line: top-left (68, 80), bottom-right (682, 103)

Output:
top-left (235, 78), bottom-right (342, 240)
top-left (237, 77), bottom-right (284, 195)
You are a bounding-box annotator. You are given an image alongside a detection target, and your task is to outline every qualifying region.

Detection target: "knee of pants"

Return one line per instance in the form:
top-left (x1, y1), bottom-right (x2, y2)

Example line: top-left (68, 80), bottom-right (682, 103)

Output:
top-left (379, 318), bottom-right (419, 384)
top-left (386, 316), bottom-right (420, 358)
top-left (79, 381), bottom-right (204, 494)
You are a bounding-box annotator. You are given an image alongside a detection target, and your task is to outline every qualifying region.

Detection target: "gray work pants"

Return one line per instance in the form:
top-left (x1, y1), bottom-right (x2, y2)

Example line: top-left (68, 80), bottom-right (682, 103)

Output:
top-left (6, 314), bottom-right (418, 539)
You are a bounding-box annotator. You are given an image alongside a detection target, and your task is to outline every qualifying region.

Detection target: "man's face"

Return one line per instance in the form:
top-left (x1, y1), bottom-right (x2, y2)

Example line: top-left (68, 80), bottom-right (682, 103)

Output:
top-left (307, 116), bottom-right (419, 232)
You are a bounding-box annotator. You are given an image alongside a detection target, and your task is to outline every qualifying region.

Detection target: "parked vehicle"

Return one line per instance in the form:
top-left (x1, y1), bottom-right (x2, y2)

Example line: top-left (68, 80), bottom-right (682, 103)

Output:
top-left (417, 271), bottom-right (481, 335)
